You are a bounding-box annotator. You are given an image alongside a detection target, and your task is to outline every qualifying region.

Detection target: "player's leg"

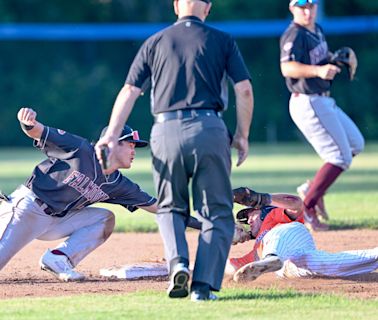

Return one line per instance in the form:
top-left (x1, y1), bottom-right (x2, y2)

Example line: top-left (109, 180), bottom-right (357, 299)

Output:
top-left (36, 207), bottom-right (114, 281)
top-left (290, 95), bottom-right (350, 229)
top-left (334, 105), bottom-right (365, 157)
top-left (234, 223), bottom-right (315, 282)
top-left (190, 116), bottom-right (234, 300)
top-left (150, 120), bottom-right (191, 298)
top-left (0, 187), bottom-right (54, 270)
top-left (291, 247), bottom-right (378, 277)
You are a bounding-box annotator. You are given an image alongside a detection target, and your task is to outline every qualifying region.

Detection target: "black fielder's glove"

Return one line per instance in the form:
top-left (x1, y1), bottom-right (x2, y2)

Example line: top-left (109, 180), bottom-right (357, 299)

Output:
top-left (330, 47), bottom-right (358, 81)
top-left (233, 187), bottom-right (272, 209)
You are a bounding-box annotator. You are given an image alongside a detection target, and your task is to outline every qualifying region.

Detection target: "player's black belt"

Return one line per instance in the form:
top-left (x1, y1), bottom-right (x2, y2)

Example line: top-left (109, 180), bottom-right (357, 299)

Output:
top-left (154, 109), bottom-right (221, 123)
top-left (293, 91), bottom-right (330, 97)
top-left (34, 197), bottom-right (55, 216)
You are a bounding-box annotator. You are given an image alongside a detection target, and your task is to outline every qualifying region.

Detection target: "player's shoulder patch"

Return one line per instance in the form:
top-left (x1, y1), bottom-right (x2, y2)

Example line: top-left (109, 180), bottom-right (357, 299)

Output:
top-left (57, 129), bottom-right (66, 135)
top-left (283, 42), bottom-right (293, 52)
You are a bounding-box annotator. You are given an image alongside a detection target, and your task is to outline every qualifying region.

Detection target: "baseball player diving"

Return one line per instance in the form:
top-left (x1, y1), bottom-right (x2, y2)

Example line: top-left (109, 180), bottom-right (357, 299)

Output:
top-left (227, 187), bottom-right (378, 282)
top-left (280, 0), bottom-right (364, 231)
top-left (0, 107), bottom-right (160, 282)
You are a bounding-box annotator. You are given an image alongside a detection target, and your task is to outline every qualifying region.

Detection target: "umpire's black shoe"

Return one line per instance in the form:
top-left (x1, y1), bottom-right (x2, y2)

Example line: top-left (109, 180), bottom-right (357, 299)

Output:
top-left (167, 263), bottom-right (190, 298)
top-left (190, 291), bottom-right (218, 302)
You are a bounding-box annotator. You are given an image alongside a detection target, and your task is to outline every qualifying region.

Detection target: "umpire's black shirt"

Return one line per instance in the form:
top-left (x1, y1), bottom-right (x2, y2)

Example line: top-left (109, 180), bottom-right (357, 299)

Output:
top-left (126, 16), bottom-right (250, 113)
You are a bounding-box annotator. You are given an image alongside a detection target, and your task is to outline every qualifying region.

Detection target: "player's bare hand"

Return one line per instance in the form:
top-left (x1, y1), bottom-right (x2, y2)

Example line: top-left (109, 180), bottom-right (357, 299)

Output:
top-left (232, 135), bottom-right (249, 167)
top-left (316, 64), bottom-right (341, 80)
top-left (95, 137), bottom-right (118, 174)
top-left (17, 107), bottom-right (37, 126)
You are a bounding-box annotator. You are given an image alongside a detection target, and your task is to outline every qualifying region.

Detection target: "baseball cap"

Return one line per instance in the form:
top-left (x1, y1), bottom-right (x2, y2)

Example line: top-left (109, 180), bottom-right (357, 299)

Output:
top-left (289, 0), bottom-right (317, 7)
top-left (199, 0), bottom-right (211, 3)
top-left (100, 125), bottom-right (148, 148)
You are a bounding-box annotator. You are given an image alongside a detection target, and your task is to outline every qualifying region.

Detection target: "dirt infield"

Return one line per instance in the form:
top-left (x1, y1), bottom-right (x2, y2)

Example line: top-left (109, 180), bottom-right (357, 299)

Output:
top-left (1, 229), bottom-right (377, 300)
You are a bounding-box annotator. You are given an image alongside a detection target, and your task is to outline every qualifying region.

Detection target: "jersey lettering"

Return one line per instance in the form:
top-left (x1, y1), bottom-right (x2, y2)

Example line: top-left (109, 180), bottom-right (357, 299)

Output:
top-left (63, 170), bottom-right (110, 203)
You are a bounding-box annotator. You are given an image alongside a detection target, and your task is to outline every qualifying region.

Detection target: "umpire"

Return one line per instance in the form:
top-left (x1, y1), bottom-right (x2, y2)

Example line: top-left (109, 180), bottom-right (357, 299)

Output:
top-left (96, 0), bottom-right (254, 301)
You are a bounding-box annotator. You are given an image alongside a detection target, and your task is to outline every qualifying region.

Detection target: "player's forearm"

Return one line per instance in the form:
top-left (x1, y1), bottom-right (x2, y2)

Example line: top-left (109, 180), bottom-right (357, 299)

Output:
top-left (234, 80), bottom-right (254, 139)
top-left (20, 122), bottom-right (44, 140)
top-left (270, 193), bottom-right (302, 212)
top-left (280, 61), bottom-right (320, 79)
top-left (106, 84), bottom-right (141, 139)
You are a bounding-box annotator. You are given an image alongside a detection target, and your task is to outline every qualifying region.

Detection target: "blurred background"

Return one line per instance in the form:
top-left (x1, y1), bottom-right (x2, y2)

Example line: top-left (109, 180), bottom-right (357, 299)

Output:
top-left (0, 0), bottom-right (377, 146)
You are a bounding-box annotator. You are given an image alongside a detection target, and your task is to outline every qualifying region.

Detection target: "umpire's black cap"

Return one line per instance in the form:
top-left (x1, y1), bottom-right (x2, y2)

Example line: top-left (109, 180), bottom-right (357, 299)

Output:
top-left (100, 125), bottom-right (148, 148)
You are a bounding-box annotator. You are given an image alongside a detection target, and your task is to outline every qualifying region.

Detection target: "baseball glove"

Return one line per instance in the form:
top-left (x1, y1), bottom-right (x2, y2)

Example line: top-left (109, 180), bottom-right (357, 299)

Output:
top-left (330, 47), bottom-right (358, 80)
top-left (233, 187), bottom-right (272, 209)
top-left (232, 223), bottom-right (252, 245)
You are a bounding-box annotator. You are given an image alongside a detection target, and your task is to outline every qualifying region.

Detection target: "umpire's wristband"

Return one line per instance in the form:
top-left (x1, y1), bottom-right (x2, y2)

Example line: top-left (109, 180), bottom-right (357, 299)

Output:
top-left (20, 122), bottom-right (35, 131)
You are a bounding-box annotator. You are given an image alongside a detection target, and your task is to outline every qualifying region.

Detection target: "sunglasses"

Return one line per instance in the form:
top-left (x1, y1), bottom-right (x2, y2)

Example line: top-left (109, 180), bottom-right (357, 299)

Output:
top-left (119, 130), bottom-right (140, 141)
top-left (290, 0), bottom-right (318, 7)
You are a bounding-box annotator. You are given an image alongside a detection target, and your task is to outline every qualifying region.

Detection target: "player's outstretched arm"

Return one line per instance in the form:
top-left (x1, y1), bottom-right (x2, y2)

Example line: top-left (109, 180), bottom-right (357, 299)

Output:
top-left (17, 107), bottom-right (44, 140)
top-left (270, 193), bottom-right (302, 212)
top-left (137, 202), bottom-right (202, 230)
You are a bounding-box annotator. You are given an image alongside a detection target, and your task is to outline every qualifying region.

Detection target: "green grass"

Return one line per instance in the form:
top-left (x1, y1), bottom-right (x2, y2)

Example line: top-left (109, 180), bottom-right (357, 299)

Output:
top-left (0, 289), bottom-right (377, 320)
top-left (1, 143), bottom-right (378, 231)
top-left (1, 144), bottom-right (378, 318)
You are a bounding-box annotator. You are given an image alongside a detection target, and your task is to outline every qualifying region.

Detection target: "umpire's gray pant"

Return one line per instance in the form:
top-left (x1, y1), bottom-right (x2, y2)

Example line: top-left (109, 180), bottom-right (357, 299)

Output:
top-left (150, 114), bottom-right (234, 292)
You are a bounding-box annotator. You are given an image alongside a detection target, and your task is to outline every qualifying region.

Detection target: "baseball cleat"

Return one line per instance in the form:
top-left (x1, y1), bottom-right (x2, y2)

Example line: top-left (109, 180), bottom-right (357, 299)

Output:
top-left (39, 249), bottom-right (85, 282)
top-left (233, 255), bottom-right (283, 282)
top-left (190, 291), bottom-right (218, 302)
top-left (297, 180), bottom-right (330, 221)
top-left (167, 263), bottom-right (190, 298)
top-left (303, 207), bottom-right (329, 232)
top-left (225, 254), bottom-right (254, 275)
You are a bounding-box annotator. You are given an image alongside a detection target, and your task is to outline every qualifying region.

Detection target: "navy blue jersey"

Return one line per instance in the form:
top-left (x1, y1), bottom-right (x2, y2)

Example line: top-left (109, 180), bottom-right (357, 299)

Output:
top-left (280, 22), bottom-right (331, 94)
top-left (126, 16), bottom-right (251, 114)
top-left (25, 127), bottom-right (156, 216)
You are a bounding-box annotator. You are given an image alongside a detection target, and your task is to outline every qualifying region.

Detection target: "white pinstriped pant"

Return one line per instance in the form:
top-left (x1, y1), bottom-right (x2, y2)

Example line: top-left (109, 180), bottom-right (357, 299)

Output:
top-left (262, 222), bottom-right (378, 277)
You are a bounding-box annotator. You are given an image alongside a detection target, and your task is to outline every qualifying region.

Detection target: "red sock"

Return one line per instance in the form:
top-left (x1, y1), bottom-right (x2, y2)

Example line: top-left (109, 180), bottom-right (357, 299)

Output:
top-left (304, 163), bottom-right (343, 209)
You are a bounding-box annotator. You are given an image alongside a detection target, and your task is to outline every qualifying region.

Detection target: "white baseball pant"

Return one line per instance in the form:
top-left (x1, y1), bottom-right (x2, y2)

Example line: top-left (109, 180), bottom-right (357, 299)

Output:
top-left (0, 185), bottom-right (115, 270)
top-left (262, 222), bottom-right (378, 277)
top-left (289, 94), bottom-right (364, 170)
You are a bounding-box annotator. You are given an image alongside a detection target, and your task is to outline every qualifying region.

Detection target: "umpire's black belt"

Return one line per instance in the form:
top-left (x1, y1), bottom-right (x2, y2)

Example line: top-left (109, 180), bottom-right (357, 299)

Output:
top-left (154, 109), bottom-right (221, 123)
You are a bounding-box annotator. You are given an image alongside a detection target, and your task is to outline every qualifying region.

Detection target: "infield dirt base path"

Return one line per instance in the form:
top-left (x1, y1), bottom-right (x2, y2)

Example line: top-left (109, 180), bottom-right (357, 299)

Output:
top-left (1, 229), bottom-right (377, 300)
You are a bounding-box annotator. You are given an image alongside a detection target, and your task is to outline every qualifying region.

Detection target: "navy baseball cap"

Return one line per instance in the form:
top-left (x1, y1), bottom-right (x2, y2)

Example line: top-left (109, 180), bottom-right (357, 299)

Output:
top-left (100, 125), bottom-right (148, 148)
top-left (290, 0), bottom-right (317, 6)
top-left (199, 0), bottom-right (211, 3)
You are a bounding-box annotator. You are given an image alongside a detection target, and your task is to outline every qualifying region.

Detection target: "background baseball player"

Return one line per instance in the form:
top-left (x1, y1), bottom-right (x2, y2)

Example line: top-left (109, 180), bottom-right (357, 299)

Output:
top-left (0, 107), bottom-right (157, 282)
top-left (280, 0), bottom-right (365, 231)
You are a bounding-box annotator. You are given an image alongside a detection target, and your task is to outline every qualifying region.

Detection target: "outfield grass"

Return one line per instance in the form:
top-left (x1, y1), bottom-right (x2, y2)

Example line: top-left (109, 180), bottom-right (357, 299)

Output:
top-left (1, 143), bottom-right (378, 231)
top-left (0, 289), bottom-right (377, 320)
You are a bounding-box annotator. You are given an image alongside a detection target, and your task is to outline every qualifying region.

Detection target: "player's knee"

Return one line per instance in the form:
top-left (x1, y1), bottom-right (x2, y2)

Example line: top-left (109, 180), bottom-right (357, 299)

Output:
top-left (102, 210), bottom-right (115, 240)
top-left (352, 137), bottom-right (365, 157)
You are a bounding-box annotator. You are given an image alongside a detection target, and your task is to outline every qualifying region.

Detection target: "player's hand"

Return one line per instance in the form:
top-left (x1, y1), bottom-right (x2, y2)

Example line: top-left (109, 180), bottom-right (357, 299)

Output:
top-left (17, 107), bottom-right (37, 126)
top-left (316, 64), bottom-right (341, 80)
top-left (232, 224), bottom-right (251, 245)
top-left (231, 135), bottom-right (249, 166)
top-left (95, 136), bottom-right (118, 174)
